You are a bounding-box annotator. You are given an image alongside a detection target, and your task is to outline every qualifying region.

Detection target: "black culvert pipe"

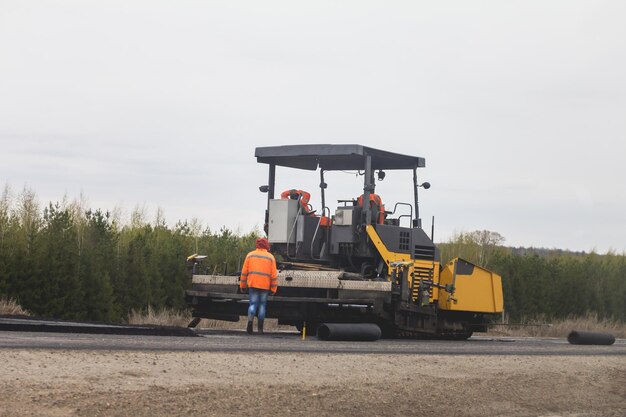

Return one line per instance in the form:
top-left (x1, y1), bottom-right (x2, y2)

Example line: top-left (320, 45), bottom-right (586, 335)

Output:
top-left (317, 323), bottom-right (382, 341)
top-left (567, 330), bottom-right (615, 345)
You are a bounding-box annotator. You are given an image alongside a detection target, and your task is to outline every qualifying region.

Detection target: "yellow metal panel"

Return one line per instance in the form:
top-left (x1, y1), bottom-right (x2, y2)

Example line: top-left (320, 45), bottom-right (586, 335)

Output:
top-left (366, 225), bottom-right (440, 301)
top-left (365, 227), bottom-right (502, 313)
top-left (365, 225), bottom-right (411, 266)
top-left (438, 258), bottom-right (503, 313)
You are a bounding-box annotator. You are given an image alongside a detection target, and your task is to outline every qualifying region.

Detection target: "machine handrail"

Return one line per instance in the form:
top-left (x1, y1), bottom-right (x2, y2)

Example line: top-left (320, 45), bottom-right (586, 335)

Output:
top-left (285, 204), bottom-right (303, 259)
top-left (388, 202), bottom-right (413, 227)
top-left (310, 206), bottom-right (330, 261)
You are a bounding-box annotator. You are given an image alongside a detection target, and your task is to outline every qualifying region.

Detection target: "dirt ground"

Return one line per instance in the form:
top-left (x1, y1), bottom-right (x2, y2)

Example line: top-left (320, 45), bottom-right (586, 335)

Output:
top-left (0, 349), bottom-right (624, 417)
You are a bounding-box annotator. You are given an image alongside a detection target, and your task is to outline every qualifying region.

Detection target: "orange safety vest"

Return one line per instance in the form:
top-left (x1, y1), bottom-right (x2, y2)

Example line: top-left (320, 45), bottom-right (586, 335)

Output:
top-left (240, 249), bottom-right (278, 293)
top-left (357, 193), bottom-right (385, 225)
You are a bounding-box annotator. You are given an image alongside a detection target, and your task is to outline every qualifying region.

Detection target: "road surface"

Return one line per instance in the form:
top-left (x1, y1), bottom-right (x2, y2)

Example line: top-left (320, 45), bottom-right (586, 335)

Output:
top-left (1, 329), bottom-right (624, 356)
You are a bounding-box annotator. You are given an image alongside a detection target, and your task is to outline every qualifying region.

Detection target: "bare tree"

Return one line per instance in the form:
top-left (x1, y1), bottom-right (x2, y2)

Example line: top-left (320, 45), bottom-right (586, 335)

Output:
top-left (467, 230), bottom-right (505, 266)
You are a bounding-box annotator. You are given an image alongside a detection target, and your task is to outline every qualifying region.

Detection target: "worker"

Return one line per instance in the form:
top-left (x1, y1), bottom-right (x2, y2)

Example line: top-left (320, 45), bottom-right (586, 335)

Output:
top-left (357, 193), bottom-right (386, 224)
top-left (239, 237), bottom-right (278, 335)
top-left (281, 189), bottom-right (314, 215)
top-left (282, 188), bottom-right (331, 227)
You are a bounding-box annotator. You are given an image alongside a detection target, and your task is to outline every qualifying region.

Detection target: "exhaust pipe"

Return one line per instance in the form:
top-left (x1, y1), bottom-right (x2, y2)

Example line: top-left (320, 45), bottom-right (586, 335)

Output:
top-left (317, 323), bottom-right (382, 341)
top-left (567, 330), bottom-right (615, 345)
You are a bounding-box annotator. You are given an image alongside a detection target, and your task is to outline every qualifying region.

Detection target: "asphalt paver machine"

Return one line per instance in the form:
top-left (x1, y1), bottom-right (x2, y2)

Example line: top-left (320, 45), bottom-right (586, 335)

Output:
top-left (186, 145), bottom-right (503, 339)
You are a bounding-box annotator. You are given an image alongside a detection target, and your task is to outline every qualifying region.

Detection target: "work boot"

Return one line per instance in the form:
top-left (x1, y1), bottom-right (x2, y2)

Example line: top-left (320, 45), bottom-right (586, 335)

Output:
top-left (246, 320), bottom-right (254, 334)
top-left (258, 320), bottom-right (264, 335)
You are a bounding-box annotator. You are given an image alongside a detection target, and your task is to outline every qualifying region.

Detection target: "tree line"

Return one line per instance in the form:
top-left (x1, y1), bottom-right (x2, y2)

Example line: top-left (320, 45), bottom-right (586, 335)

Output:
top-left (0, 188), bottom-right (624, 322)
top-left (0, 187), bottom-right (256, 322)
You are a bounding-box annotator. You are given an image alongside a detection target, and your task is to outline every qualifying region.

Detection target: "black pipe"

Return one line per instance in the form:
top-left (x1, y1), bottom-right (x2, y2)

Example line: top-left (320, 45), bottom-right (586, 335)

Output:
top-left (363, 155), bottom-right (373, 225)
top-left (567, 330), bottom-right (615, 345)
top-left (320, 169), bottom-right (326, 211)
top-left (317, 323), bottom-right (381, 341)
top-left (264, 164), bottom-right (276, 235)
top-left (413, 168), bottom-right (419, 227)
top-left (268, 163), bottom-right (276, 200)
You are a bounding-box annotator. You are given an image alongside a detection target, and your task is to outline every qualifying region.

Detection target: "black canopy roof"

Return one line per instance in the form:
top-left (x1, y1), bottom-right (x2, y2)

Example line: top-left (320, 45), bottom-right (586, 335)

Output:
top-left (255, 144), bottom-right (425, 171)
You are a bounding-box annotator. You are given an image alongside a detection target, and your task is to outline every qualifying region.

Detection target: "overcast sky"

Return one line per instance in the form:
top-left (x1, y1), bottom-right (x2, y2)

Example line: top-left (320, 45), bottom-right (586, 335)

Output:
top-left (1, 1), bottom-right (625, 253)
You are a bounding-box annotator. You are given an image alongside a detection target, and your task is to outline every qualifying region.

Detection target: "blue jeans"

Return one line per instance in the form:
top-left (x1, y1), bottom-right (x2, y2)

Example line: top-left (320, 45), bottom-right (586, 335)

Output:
top-left (248, 288), bottom-right (269, 322)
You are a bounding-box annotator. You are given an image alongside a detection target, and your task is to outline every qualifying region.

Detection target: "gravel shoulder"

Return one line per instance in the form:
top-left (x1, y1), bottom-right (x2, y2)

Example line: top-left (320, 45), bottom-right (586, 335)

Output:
top-left (1, 348), bottom-right (624, 416)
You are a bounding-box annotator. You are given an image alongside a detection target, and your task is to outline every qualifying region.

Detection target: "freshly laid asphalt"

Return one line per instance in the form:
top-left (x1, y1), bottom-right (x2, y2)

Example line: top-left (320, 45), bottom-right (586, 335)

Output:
top-left (1, 328), bottom-right (624, 356)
